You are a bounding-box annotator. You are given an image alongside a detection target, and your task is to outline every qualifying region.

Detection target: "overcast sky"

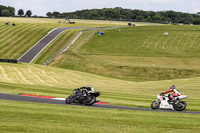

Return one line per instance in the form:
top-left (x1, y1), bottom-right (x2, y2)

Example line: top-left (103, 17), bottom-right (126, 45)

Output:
top-left (1, 0), bottom-right (200, 16)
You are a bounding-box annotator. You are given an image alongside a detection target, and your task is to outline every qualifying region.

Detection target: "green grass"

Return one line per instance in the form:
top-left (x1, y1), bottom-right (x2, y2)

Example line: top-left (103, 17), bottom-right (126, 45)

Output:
top-left (32, 29), bottom-right (80, 64)
top-left (1, 18), bottom-right (200, 132)
top-left (0, 62), bottom-right (200, 111)
top-left (0, 17), bottom-right (131, 26)
top-left (80, 26), bottom-right (200, 57)
top-left (0, 17), bottom-right (129, 60)
top-left (0, 100), bottom-right (200, 133)
top-left (0, 23), bottom-right (52, 59)
top-left (50, 25), bottom-right (200, 81)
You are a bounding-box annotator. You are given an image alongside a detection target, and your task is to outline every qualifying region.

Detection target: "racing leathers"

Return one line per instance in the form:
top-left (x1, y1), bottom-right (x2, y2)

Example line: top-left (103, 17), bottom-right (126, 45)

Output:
top-left (161, 89), bottom-right (181, 103)
top-left (79, 86), bottom-right (94, 96)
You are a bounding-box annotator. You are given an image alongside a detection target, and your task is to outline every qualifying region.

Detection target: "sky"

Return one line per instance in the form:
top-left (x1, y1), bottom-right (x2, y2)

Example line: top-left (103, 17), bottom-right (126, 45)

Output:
top-left (1, 0), bottom-right (200, 16)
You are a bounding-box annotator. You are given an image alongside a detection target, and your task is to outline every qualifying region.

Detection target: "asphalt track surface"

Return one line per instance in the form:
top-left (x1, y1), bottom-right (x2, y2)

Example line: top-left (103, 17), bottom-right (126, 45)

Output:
top-left (0, 93), bottom-right (199, 114)
top-left (18, 27), bottom-right (84, 63)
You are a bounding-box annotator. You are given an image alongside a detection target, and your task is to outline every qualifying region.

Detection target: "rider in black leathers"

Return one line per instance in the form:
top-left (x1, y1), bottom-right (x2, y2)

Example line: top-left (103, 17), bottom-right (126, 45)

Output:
top-left (73, 85), bottom-right (94, 97)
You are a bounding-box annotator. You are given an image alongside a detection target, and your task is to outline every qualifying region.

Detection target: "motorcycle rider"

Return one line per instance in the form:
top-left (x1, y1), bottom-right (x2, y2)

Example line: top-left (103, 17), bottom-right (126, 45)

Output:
top-left (160, 85), bottom-right (181, 104)
top-left (79, 84), bottom-right (95, 96)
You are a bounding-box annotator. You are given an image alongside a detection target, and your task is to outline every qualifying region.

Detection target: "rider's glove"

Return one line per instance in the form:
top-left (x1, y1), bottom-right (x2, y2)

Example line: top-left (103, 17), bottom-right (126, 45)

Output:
top-left (160, 93), bottom-right (164, 96)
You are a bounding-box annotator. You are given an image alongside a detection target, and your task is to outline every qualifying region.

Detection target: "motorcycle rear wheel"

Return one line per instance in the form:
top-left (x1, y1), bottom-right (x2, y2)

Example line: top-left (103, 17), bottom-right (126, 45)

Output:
top-left (151, 100), bottom-right (160, 109)
top-left (65, 95), bottom-right (74, 104)
top-left (174, 101), bottom-right (187, 111)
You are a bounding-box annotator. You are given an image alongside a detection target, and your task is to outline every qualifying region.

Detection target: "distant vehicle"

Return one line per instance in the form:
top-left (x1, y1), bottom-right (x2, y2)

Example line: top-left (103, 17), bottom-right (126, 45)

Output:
top-left (65, 87), bottom-right (101, 105)
top-left (68, 19), bottom-right (75, 24)
top-left (128, 23), bottom-right (135, 26)
top-left (151, 93), bottom-right (188, 111)
top-left (98, 32), bottom-right (105, 35)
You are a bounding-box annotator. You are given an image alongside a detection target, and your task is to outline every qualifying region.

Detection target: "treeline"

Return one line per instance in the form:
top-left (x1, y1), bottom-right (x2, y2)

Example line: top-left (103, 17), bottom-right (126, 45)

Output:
top-left (47, 7), bottom-right (200, 24)
top-left (0, 5), bottom-right (15, 16)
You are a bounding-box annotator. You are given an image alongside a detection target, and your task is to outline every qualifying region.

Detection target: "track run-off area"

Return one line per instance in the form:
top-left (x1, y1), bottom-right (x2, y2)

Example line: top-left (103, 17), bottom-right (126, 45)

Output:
top-left (0, 93), bottom-right (199, 114)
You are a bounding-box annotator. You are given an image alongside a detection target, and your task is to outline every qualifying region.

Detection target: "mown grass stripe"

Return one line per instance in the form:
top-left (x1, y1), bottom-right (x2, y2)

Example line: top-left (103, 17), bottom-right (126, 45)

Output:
top-left (161, 36), bottom-right (170, 51)
top-left (0, 24), bottom-right (34, 57)
top-left (49, 71), bottom-right (77, 86)
top-left (0, 24), bottom-right (31, 46)
top-left (0, 24), bottom-right (25, 39)
top-left (0, 66), bottom-right (11, 81)
top-left (0, 23), bottom-right (55, 59)
top-left (2, 25), bottom-right (44, 59)
top-left (154, 35), bottom-right (164, 50)
top-left (189, 34), bottom-right (200, 49)
top-left (41, 70), bottom-right (60, 84)
top-left (146, 36), bottom-right (157, 49)
top-left (28, 69), bottom-right (52, 86)
top-left (12, 67), bottom-right (33, 84)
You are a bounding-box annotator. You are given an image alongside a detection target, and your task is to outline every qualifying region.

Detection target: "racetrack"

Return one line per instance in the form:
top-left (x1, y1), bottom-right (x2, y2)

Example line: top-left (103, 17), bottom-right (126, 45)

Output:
top-left (0, 93), bottom-right (199, 114)
top-left (18, 27), bottom-right (84, 63)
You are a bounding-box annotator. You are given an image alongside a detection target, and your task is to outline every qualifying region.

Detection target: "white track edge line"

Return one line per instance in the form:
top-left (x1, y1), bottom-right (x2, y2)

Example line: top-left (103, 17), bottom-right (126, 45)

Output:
top-left (52, 98), bottom-right (66, 100)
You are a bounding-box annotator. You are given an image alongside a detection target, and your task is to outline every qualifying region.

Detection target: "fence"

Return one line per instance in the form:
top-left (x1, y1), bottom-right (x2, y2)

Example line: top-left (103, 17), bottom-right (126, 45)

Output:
top-left (0, 59), bottom-right (18, 64)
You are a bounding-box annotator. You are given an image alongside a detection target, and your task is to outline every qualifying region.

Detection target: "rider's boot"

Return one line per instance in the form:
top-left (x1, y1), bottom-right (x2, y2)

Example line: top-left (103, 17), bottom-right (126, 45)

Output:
top-left (170, 104), bottom-right (175, 110)
top-left (96, 99), bottom-right (101, 102)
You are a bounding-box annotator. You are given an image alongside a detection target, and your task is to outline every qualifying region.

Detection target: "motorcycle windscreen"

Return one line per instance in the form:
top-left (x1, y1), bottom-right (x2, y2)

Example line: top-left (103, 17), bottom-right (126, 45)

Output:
top-left (178, 95), bottom-right (188, 100)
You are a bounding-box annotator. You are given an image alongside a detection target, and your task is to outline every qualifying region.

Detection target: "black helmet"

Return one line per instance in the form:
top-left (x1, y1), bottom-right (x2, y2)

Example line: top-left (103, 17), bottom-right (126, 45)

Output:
top-left (170, 85), bottom-right (175, 91)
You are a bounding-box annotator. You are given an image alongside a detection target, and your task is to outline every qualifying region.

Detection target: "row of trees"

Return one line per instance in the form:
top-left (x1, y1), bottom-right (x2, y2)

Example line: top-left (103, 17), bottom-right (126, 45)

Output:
top-left (0, 5), bottom-right (15, 16)
top-left (0, 5), bottom-right (32, 17)
top-left (47, 7), bottom-right (200, 24)
top-left (18, 9), bottom-right (32, 17)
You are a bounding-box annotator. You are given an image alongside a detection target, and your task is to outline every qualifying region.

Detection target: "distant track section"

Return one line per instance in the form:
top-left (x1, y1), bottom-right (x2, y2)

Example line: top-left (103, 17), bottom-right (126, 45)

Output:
top-left (44, 26), bottom-right (126, 65)
top-left (18, 27), bottom-right (84, 63)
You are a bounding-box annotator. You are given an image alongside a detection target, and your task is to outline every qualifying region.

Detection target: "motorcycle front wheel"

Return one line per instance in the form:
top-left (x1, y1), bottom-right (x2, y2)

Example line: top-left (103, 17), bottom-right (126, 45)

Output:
top-left (65, 95), bottom-right (74, 104)
top-left (151, 100), bottom-right (160, 109)
top-left (174, 101), bottom-right (187, 111)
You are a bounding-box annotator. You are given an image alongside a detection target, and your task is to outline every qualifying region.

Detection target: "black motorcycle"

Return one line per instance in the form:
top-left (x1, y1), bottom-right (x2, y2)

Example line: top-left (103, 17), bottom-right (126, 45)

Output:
top-left (65, 88), bottom-right (101, 105)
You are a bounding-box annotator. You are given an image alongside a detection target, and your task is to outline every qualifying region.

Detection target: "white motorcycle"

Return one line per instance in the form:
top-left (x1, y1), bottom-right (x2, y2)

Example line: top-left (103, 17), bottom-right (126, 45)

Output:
top-left (151, 94), bottom-right (188, 111)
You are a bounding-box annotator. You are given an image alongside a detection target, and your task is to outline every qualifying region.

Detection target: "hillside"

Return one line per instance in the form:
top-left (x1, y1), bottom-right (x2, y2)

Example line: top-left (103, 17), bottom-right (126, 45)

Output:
top-left (50, 25), bottom-right (200, 81)
top-left (0, 62), bottom-right (200, 111)
top-left (0, 17), bottom-right (128, 61)
top-left (0, 18), bottom-right (200, 132)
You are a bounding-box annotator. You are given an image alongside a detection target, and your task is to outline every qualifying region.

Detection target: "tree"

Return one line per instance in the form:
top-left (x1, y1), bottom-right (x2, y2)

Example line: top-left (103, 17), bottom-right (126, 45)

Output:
top-left (18, 9), bottom-right (24, 16)
top-left (46, 12), bottom-right (52, 17)
top-left (7, 6), bottom-right (15, 16)
top-left (0, 5), bottom-right (7, 16)
top-left (26, 10), bottom-right (32, 17)
top-left (136, 15), bottom-right (144, 21)
top-left (146, 16), bottom-right (151, 22)
top-left (1, 9), bottom-right (11, 16)
top-left (52, 11), bottom-right (61, 18)
top-left (46, 7), bottom-right (200, 24)
top-left (193, 18), bottom-right (200, 25)
top-left (152, 13), bottom-right (161, 21)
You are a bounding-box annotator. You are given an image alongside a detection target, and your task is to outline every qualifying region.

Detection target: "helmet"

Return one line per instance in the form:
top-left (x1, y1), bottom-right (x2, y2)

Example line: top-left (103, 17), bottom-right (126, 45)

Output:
top-left (170, 85), bottom-right (175, 91)
top-left (87, 84), bottom-right (92, 88)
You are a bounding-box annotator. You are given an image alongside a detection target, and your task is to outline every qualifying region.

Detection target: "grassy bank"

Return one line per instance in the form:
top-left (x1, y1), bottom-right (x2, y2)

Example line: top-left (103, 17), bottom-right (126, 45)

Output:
top-left (0, 63), bottom-right (200, 111)
top-left (31, 29), bottom-right (80, 64)
top-left (50, 25), bottom-right (200, 81)
top-left (0, 17), bottom-right (129, 60)
top-left (0, 100), bottom-right (200, 133)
